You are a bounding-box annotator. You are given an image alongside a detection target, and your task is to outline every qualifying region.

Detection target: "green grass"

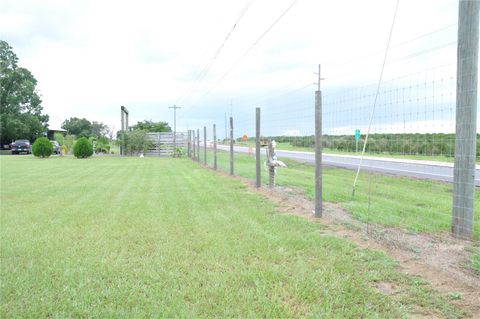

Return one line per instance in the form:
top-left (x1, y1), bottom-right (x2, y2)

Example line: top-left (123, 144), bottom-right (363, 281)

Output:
top-left (473, 251), bottom-right (480, 274)
top-left (232, 141), bottom-right (480, 163)
top-left (203, 149), bottom-right (480, 237)
top-left (0, 156), bottom-right (465, 318)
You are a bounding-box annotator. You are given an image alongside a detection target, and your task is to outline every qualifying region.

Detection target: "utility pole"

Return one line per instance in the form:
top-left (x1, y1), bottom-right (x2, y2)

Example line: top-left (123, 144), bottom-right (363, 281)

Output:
top-left (452, 0), bottom-right (479, 239)
top-left (314, 64), bottom-right (325, 218)
top-left (169, 105), bottom-right (181, 157)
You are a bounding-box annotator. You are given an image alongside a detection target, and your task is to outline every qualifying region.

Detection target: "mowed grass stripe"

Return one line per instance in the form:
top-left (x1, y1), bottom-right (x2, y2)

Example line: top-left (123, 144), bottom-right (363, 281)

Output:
top-left (0, 156), bottom-right (463, 318)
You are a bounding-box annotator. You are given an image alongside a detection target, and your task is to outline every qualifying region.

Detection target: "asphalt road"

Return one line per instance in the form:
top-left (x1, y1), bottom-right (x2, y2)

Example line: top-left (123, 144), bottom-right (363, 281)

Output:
top-left (216, 145), bottom-right (480, 186)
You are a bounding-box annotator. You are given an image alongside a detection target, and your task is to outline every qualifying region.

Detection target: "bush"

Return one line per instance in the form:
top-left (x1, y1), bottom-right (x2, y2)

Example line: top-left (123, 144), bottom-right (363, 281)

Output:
top-left (73, 137), bottom-right (93, 158)
top-left (32, 137), bottom-right (53, 158)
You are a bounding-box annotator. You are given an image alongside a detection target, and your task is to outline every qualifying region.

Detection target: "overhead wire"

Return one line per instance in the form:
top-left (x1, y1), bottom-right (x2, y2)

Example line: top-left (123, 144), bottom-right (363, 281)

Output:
top-left (189, 0), bottom-right (300, 109)
top-left (176, 0), bottom-right (254, 106)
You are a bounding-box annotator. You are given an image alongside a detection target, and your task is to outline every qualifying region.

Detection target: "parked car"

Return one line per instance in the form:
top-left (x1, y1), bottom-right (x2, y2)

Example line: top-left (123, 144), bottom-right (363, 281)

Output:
top-left (10, 140), bottom-right (31, 154)
top-left (50, 140), bottom-right (61, 154)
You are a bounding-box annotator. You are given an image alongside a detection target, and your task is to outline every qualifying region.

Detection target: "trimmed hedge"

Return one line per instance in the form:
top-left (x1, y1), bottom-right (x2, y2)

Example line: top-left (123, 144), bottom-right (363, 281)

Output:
top-left (73, 137), bottom-right (93, 158)
top-left (32, 137), bottom-right (53, 158)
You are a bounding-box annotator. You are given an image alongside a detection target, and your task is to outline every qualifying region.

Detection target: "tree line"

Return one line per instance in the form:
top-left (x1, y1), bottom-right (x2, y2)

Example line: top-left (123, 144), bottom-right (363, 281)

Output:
top-left (268, 133), bottom-right (480, 157)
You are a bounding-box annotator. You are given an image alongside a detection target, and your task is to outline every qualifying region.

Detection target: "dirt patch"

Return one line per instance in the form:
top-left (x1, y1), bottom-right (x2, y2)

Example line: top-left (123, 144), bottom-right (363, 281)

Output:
top-left (213, 170), bottom-right (480, 317)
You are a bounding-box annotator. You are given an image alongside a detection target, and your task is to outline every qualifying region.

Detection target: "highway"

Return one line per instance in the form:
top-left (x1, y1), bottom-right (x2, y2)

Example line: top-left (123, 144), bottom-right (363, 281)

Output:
top-left (216, 145), bottom-right (480, 186)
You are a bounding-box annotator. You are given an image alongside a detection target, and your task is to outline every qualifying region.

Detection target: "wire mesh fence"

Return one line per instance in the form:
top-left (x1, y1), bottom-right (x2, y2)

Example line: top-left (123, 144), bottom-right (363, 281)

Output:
top-left (185, 18), bottom-right (479, 246)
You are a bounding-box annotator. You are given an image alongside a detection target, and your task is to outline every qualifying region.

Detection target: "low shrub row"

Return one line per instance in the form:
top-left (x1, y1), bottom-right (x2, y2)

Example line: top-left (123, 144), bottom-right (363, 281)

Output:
top-left (32, 136), bottom-right (93, 159)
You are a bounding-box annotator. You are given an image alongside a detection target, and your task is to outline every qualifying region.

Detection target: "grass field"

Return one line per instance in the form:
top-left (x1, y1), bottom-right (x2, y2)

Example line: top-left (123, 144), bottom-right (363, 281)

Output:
top-left (204, 149), bottom-right (480, 237)
top-left (0, 156), bottom-right (465, 318)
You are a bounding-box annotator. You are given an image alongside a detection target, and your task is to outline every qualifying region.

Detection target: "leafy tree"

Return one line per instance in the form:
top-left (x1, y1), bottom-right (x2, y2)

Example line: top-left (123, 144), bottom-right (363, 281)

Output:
top-left (61, 118), bottom-right (108, 138)
top-left (61, 117), bottom-right (92, 137)
top-left (32, 137), bottom-right (53, 158)
top-left (124, 130), bottom-right (153, 155)
top-left (91, 121), bottom-right (108, 138)
top-left (0, 40), bottom-right (49, 146)
top-left (132, 120), bottom-right (171, 132)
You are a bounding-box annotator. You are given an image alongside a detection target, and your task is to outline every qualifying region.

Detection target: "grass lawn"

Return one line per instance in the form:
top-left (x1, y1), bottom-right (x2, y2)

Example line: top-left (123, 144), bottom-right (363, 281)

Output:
top-left (203, 149), bottom-right (480, 237)
top-left (0, 156), bottom-right (465, 318)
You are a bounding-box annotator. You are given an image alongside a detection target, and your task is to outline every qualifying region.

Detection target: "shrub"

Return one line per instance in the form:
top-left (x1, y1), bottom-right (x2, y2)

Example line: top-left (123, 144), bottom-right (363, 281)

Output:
top-left (32, 137), bottom-right (53, 158)
top-left (73, 137), bottom-right (93, 158)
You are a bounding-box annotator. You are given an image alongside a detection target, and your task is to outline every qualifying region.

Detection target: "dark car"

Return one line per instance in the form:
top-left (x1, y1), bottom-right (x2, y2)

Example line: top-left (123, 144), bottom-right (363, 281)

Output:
top-left (10, 140), bottom-right (31, 154)
top-left (50, 140), bottom-right (61, 154)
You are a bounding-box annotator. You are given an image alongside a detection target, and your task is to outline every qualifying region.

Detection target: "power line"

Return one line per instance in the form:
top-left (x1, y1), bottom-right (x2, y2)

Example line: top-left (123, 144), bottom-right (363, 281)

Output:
top-left (176, 0), bottom-right (254, 105)
top-left (190, 0), bottom-right (300, 108)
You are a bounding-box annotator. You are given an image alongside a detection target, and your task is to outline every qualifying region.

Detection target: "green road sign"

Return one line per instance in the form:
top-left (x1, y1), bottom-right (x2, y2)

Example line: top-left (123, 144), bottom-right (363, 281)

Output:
top-left (355, 129), bottom-right (361, 141)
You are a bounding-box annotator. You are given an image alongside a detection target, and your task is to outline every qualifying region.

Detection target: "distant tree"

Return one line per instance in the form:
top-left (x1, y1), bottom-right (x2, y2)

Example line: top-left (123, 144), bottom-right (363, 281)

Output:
top-left (61, 117), bottom-right (92, 137)
top-left (0, 40), bottom-right (49, 146)
top-left (124, 130), bottom-right (153, 155)
top-left (91, 121), bottom-right (108, 138)
top-left (132, 120), bottom-right (171, 132)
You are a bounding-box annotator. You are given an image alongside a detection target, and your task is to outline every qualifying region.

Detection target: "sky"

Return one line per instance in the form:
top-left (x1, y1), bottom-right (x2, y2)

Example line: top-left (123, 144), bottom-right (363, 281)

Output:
top-left (1, 0), bottom-right (473, 138)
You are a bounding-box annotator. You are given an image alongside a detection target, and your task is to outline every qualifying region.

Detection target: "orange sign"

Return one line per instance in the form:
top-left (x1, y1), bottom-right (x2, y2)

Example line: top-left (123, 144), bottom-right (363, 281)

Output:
top-left (242, 134), bottom-right (248, 141)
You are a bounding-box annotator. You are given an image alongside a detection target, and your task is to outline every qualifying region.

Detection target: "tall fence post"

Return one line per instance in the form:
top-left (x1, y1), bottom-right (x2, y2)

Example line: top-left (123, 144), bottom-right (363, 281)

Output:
top-left (203, 126), bottom-right (207, 165)
top-left (452, 0), bottom-right (479, 239)
top-left (197, 128), bottom-right (200, 162)
top-left (256, 107), bottom-right (261, 188)
top-left (315, 90), bottom-right (323, 218)
top-left (230, 117), bottom-right (234, 175)
top-left (213, 124), bottom-right (218, 170)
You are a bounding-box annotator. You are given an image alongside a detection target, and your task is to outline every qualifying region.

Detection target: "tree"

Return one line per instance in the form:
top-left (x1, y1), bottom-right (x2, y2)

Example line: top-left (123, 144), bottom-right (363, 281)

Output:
top-left (91, 121), bottom-right (108, 138)
top-left (61, 117), bottom-right (92, 137)
top-left (0, 40), bottom-right (49, 146)
top-left (132, 120), bottom-right (171, 132)
top-left (124, 130), bottom-right (153, 155)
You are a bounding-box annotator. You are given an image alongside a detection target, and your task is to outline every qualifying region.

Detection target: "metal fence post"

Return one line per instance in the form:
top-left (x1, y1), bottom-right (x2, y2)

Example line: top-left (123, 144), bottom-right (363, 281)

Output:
top-left (204, 126), bottom-right (207, 165)
top-left (452, 0), bottom-right (479, 239)
top-left (315, 89), bottom-right (323, 218)
top-left (230, 117), bottom-right (234, 175)
top-left (256, 107), bottom-right (261, 188)
top-left (213, 124), bottom-right (217, 170)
